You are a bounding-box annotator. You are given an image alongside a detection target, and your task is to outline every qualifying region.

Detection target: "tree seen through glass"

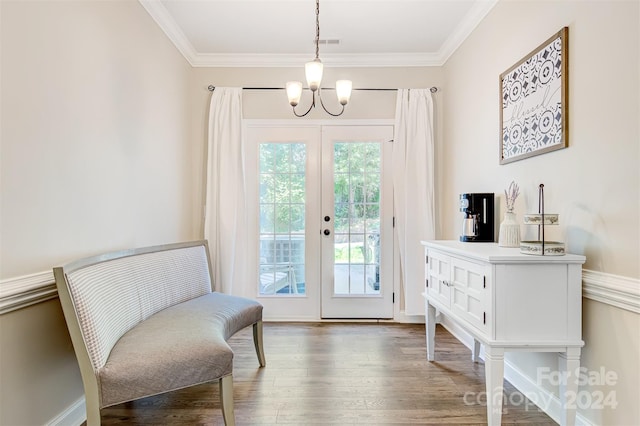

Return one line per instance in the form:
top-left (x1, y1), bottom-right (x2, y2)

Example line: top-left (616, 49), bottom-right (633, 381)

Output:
top-left (259, 143), bottom-right (306, 295)
top-left (333, 142), bottom-right (382, 295)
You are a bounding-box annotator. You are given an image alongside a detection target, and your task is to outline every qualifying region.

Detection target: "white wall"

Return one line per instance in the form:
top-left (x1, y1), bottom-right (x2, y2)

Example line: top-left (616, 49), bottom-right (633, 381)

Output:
top-left (0, 1), bottom-right (194, 424)
top-left (442, 1), bottom-right (639, 424)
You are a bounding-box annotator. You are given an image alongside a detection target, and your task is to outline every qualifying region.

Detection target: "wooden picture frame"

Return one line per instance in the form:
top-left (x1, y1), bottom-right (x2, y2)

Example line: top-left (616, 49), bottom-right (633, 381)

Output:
top-left (500, 27), bottom-right (568, 164)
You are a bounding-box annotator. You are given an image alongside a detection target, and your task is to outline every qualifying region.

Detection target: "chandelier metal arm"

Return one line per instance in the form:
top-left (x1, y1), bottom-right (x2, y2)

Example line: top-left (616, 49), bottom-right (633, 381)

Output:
top-left (317, 90), bottom-right (345, 117)
top-left (291, 91), bottom-right (317, 117)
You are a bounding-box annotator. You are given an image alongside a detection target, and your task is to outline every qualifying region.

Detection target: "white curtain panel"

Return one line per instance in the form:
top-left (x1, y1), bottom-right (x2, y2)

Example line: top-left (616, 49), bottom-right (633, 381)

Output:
top-left (204, 87), bottom-right (247, 296)
top-left (393, 89), bottom-right (436, 316)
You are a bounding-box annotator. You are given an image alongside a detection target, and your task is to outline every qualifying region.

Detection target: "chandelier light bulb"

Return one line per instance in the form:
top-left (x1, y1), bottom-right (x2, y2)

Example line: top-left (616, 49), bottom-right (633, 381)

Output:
top-left (286, 81), bottom-right (303, 106)
top-left (305, 59), bottom-right (324, 92)
top-left (335, 80), bottom-right (352, 105)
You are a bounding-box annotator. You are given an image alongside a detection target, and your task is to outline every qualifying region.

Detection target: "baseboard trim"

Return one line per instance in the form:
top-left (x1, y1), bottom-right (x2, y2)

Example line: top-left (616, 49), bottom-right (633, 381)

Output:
top-left (439, 317), bottom-right (593, 426)
top-left (47, 396), bottom-right (86, 426)
top-left (394, 311), bottom-right (426, 323)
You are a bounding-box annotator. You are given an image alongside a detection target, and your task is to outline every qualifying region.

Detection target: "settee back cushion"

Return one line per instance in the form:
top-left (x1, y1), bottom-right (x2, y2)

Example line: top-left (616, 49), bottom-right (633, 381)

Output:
top-left (65, 245), bottom-right (212, 370)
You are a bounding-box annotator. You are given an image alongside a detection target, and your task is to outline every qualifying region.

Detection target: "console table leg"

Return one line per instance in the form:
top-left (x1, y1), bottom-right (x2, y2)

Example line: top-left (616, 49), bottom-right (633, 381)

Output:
top-left (484, 347), bottom-right (505, 426)
top-left (559, 347), bottom-right (581, 426)
top-left (425, 300), bottom-right (436, 361)
top-left (472, 339), bottom-right (481, 363)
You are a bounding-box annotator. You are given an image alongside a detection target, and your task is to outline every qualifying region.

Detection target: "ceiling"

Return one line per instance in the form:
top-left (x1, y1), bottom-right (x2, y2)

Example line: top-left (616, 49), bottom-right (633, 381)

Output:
top-left (139, 0), bottom-right (498, 67)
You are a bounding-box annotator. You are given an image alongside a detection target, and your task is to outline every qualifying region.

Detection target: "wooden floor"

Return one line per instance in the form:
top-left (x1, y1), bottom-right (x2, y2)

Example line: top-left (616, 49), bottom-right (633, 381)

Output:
top-left (100, 323), bottom-right (555, 425)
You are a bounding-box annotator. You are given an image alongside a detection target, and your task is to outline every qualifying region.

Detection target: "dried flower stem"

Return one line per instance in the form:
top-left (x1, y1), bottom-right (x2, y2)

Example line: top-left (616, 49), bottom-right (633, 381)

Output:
top-left (504, 181), bottom-right (520, 212)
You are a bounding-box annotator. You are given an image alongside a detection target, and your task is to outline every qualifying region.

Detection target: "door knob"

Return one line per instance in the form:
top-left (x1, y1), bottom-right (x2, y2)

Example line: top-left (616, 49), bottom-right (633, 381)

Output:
top-left (323, 229), bottom-right (331, 236)
top-left (324, 216), bottom-right (331, 222)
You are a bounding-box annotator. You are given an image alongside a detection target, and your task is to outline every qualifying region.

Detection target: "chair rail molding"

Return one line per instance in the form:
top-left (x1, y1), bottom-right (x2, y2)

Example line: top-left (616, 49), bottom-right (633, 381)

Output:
top-left (0, 269), bottom-right (637, 315)
top-left (582, 269), bottom-right (640, 314)
top-left (0, 271), bottom-right (57, 315)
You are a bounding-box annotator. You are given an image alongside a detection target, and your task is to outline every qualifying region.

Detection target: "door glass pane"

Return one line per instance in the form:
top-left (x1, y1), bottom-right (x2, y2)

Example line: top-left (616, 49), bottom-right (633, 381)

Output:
top-left (259, 142), bottom-right (306, 296)
top-left (333, 142), bottom-right (382, 295)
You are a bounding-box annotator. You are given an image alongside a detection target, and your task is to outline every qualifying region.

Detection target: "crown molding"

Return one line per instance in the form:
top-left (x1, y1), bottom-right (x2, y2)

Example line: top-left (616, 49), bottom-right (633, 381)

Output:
top-left (139, 0), bottom-right (199, 65)
top-left (139, 0), bottom-right (497, 68)
top-left (437, 0), bottom-right (499, 64)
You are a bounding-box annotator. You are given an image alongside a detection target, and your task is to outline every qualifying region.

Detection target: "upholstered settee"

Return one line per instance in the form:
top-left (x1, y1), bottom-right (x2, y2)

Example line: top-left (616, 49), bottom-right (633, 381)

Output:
top-left (53, 240), bottom-right (265, 426)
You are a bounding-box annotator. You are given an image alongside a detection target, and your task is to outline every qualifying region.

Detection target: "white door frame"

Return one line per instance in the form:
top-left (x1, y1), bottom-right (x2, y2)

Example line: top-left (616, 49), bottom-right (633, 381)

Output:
top-left (244, 119), bottom-right (403, 321)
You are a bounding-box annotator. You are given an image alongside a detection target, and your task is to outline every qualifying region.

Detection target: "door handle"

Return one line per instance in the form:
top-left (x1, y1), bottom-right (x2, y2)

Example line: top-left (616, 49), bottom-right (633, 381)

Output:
top-left (323, 229), bottom-right (331, 236)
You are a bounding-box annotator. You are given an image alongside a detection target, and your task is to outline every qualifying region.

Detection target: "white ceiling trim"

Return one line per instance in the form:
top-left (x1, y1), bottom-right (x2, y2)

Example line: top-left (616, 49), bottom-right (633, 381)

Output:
top-left (437, 0), bottom-right (498, 64)
top-left (140, 0), bottom-right (199, 64)
top-left (139, 0), bottom-right (497, 68)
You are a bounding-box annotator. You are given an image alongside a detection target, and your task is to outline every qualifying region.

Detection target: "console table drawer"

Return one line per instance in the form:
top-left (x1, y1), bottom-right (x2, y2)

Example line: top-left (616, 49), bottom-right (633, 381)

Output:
top-left (450, 257), bottom-right (490, 336)
top-left (426, 248), bottom-right (491, 338)
top-left (425, 249), bottom-right (451, 307)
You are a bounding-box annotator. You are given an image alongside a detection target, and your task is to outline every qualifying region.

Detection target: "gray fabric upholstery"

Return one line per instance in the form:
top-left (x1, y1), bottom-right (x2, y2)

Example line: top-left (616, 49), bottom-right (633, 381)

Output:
top-left (99, 292), bottom-right (262, 407)
top-left (65, 246), bottom-right (212, 369)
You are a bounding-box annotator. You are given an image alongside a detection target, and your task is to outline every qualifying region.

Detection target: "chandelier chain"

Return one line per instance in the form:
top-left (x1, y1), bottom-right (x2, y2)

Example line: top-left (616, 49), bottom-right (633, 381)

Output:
top-left (285, 0), bottom-right (353, 117)
top-left (315, 0), bottom-right (320, 60)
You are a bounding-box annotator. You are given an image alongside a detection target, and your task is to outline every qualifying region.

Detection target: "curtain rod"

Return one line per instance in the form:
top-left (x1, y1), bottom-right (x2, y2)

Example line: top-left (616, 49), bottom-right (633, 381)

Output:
top-left (207, 85), bottom-right (438, 93)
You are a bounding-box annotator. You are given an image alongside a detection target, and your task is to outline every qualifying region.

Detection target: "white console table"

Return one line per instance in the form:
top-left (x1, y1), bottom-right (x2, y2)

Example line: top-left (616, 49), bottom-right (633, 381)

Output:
top-left (421, 240), bottom-right (585, 426)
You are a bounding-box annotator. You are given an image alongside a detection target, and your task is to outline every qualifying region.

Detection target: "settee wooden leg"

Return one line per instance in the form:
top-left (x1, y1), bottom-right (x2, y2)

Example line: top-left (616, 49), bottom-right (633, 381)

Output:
top-left (85, 404), bottom-right (101, 426)
top-left (219, 374), bottom-right (235, 426)
top-left (253, 320), bottom-right (266, 367)
top-left (84, 382), bottom-right (102, 425)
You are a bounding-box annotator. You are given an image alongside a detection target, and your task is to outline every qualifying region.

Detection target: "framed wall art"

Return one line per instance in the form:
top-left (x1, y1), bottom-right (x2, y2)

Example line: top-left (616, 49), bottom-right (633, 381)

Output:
top-left (500, 27), bottom-right (568, 164)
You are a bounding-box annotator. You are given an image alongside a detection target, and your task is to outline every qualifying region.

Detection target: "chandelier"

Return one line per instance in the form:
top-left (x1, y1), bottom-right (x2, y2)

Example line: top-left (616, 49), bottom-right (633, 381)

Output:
top-left (286, 0), bottom-right (352, 117)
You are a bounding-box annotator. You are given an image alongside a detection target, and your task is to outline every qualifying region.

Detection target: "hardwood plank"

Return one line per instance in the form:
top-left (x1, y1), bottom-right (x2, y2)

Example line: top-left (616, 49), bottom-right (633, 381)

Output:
top-left (98, 323), bottom-right (556, 425)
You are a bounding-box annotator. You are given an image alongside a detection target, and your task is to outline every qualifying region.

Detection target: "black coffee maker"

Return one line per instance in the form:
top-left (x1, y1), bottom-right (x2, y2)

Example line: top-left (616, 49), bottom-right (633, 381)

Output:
top-left (459, 193), bottom-right (495, 242)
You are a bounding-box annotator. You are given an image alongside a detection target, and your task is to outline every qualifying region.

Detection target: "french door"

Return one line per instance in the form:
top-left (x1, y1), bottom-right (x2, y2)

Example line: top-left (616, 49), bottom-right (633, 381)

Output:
top-left (245, 123), bottom-right (393, 320)
top-left (320, 126), bottom-right (394, 318)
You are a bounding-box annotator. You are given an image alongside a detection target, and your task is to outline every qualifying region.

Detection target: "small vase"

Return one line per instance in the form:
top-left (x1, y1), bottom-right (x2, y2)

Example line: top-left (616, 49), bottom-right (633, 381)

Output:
top-left (499, 211), bottom-right (520, 247)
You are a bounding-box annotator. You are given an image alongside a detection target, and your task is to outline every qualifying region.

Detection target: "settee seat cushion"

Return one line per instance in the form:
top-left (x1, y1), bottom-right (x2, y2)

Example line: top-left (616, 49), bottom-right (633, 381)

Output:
top-left (98, 292), bottom-right (263, 407)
